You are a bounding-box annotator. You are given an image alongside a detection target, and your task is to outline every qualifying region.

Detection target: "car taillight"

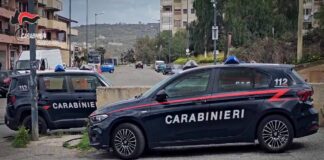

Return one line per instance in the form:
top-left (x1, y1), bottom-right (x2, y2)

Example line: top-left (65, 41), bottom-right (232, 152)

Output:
top-left (3, 77), bottom-right (11, 85)
top-left (8, 95), bottom-right (16, 105)
top-left (297, 89), bottom-right (313, 102)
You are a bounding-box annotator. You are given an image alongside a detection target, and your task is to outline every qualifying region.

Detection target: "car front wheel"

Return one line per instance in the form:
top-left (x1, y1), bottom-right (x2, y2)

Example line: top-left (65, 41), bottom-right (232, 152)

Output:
top-left (112, 123), bottom-right (145, 159)
top-left (257, 115), bottom-right (294, 153)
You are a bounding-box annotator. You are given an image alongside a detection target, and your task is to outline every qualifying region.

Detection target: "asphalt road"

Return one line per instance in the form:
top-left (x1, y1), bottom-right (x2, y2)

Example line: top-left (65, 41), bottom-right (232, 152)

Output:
top-left (102, 65), bottom-right (169, 86)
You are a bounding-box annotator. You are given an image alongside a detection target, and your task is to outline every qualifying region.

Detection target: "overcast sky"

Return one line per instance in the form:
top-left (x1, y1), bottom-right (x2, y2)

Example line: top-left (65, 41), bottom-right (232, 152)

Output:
top-left (59, 0), bottom-right (160, 26)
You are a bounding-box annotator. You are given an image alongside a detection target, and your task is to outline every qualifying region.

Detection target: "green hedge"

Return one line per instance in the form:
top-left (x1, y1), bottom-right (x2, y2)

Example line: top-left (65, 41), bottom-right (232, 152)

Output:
top-left (174, 54), bottom-right (224, 65)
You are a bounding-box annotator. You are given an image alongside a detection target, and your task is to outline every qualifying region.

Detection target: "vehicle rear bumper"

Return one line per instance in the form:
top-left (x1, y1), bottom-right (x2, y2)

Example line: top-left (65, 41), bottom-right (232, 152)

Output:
top-left (295, 108), bottom-right (319, 138)
top-left (5, 113), bottom-right (19, 131)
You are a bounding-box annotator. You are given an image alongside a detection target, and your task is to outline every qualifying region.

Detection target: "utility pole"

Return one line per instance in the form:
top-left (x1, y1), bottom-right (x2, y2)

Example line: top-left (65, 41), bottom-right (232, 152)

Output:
top-left (168, 10), bottom-right (172, 63)
top-left (86, 0), bottom-right (88, 54)
top-left (186, 0), bottom-right (190, 57)
top-left (297, 0), bottom-right (303, 61)
top-left (28, 0), bottom-right (38, 141)
top-left (69, 0), bottom-right (72, 67)
top-left (95, 12), bottom-right (104, 49)
top-left (211, 0), bottom-right (218, 65)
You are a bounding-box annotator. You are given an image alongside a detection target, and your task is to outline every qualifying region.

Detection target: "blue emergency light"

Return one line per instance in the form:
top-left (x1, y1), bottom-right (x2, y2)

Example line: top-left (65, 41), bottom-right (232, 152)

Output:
top-left (55, 64), bottom-right (65, 72)
top-left (224, 56), bottom-right (240, 64)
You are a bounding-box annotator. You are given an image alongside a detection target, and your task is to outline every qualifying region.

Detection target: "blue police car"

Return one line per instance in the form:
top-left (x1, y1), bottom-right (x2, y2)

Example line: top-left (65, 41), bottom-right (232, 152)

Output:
top-left (88, 58), bottom-right (319, 159)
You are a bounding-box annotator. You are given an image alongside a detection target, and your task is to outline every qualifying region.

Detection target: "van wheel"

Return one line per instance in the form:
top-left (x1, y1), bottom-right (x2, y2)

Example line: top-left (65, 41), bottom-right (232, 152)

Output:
top-left (22, 115), bottom-right (48, 135)
top-left (257, 115), bottom-right (294, 153)
top-left (112, 123), bottom-right (145, 159)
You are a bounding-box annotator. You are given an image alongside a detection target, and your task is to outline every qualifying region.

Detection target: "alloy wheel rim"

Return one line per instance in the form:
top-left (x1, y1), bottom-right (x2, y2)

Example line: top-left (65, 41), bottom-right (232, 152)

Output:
top-left (114, 129), bottom-right (137, 156)
top-left (262, 120), bottom-right (289, 149)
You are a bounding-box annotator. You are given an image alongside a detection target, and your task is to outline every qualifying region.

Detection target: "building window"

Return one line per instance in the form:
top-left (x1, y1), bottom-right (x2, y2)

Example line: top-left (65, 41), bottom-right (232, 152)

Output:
top-left (174, 9), bottom-right (181, 15)
top-left (191, 8), bottom-right (195, 14)
top-left (183, 9), bottom-right (188, 14)
top-left (163, 6), bottom-right (172, 12)
top-left (183, 21), bottom-right (188, 27)
top-left (174, 0), bottom-right (181, 3)
top-left (174, 20), bottom-right (181, 27)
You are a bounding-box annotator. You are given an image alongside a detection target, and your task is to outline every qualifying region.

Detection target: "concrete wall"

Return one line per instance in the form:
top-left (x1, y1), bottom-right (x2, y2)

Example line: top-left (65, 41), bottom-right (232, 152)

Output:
top-left (296, 61), bottom-right (324, 83)
top-left (311, 83), bottom-right (324, 127)
top-left (96, 86), bottom-right (151, 108)
top-left (97, 84), bottom-right (324, 126)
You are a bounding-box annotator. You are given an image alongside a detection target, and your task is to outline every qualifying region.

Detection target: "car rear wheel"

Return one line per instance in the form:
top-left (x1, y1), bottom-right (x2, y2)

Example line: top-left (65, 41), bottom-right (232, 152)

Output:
top-left (257, 115), bottom-right (294, 153)
top-left (22, 115), bottom-right (48, 135)
top-left (112, 123), bottom-right (145, 159)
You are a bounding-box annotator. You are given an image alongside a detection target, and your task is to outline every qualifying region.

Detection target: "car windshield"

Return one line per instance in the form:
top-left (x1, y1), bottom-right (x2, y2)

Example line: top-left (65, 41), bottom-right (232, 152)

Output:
top-left (16, 60), bottom-right (39, 70)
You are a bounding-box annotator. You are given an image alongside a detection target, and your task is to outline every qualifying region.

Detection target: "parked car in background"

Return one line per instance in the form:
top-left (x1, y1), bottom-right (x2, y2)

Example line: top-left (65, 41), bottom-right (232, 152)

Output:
top-left (0, 70), bottom-right (19, 97)
top-left (156, 63), bottom-right (166, 73)
top-left (135, 61), bottom-right (144, 69)
top-left (154, 60), bottom-right (165, 72)
top-left (5, 69), bottom-right (111, 134)
top-left (101, 63), bottom-right (115, 73)
top-left (162, 64), bottom-right (173, 75)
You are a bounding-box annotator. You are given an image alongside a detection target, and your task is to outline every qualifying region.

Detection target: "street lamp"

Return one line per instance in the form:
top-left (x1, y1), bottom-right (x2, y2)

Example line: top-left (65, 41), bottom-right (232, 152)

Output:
top-left (211, 0), bottom-right (218, 65)
top-left (95, 12), bottom-right (104, 49)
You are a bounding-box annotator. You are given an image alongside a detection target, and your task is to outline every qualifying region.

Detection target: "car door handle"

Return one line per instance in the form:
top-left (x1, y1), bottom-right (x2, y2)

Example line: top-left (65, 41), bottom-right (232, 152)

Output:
top-left (248, 96), bottom-right (256, 100)
top-left (195, 99), bottom-right (207, 105)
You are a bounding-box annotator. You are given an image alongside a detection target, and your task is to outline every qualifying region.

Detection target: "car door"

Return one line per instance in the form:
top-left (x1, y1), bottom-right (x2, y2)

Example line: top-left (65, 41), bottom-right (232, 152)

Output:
top-left (146, 69), bottom-right (215, 144)
top-left (207, 67), bottom-right (272, 139)
top-left (38, 74), bottom-right (76, 122)
top-left (69, 74), bottom-right (103, 119)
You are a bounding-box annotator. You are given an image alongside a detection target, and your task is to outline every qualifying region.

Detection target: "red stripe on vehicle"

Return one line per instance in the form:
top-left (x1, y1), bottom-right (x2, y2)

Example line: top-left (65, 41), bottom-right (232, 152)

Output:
top-left (108, 88), bottom-right (290, 114)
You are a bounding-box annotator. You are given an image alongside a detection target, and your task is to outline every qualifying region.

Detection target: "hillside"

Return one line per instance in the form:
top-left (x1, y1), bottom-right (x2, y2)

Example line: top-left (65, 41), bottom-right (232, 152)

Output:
top-left (72, 23), bottom-right (159, 58)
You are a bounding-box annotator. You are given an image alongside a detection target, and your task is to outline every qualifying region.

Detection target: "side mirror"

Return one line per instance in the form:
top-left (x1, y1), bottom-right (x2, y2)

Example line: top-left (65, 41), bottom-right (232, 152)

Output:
top-left (156, 90), bottom-right (168, 102)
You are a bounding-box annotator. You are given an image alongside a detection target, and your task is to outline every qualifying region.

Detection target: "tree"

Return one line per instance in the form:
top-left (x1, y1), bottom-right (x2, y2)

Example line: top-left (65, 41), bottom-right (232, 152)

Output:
top-left (96, 47), bottom-right (106, 64)
top-left (134, 36), bottom-right (155, 64)
top-left (172, 30), bottom-right (188, 58)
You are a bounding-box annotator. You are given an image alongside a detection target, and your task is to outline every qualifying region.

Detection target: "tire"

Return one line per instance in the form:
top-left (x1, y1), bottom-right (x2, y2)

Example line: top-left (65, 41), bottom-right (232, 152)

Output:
top-left (22, 115), bottom-right (48, 135)
top-left (112, 123), bottom-right (145, 159)
top-left (257, 115), bottom-right (294, 153)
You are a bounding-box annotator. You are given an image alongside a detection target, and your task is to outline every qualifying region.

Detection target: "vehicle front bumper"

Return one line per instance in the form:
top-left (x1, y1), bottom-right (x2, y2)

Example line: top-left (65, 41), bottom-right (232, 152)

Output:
top-left (88, 119), bottom-right (112, 150)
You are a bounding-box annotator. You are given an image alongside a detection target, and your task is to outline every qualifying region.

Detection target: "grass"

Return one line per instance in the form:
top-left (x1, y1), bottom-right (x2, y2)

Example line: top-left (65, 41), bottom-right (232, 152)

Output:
top-left (12, 126), bottom-right (30, 148)
top-left (76, 131), bottom-right (92, 151)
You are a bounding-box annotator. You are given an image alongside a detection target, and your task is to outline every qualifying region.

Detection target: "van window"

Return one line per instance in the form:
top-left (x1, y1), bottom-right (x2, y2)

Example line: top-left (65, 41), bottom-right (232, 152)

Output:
top-left (41, 76), bottom-right (67, 92)
top-left (70, 76), bottom-right (100, 92)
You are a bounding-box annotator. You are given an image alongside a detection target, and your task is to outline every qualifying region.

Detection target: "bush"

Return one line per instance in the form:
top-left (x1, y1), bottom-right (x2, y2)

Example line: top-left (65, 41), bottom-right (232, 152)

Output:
top-left (297, 53), bottom-right (324, 64)
top-left (174, 53), bottom-right (224, 65)
top-left (76, 130), bottom-right (92, 151)
top-left (12, 126), bottom-right (30, 148)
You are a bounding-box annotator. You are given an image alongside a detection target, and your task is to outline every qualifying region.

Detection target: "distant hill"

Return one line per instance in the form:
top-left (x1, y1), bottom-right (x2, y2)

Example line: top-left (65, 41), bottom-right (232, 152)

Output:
top-left (72, 23), bottom-right (159, 58)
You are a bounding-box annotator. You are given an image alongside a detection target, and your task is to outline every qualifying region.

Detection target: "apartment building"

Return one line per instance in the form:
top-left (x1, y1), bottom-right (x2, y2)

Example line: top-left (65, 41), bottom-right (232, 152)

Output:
top-left (303, 0), bottom-right (324, 34)
top-left (0, 0), bottom-right (78, 70)
top-left (160, 0), bottom-right (197, 34)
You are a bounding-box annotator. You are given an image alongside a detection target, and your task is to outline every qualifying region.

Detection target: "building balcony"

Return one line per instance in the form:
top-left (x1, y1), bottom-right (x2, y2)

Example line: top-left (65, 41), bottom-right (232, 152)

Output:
top-left (37, 39), bottom-right (68, 49)
top-left (161, 0), bottom-right (172, 6)
top-left (0, 7), bottom-right (15, 19)
top-left (45, 0), bottom-right (63, 11)
top-left (37, 0), bottom-right (48, 6)
top-left (38, 18), bottom-right (68, 32)
top-left (0, 31), bottom-right (29, 45)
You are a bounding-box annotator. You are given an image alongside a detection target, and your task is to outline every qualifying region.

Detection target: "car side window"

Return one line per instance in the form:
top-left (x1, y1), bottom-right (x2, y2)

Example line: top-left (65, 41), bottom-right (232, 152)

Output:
top-left (71, 75), bottom-right (101, 92)
top-left (254, 71), bottom-right (271, 89)
top-left (41, 76), bottom-right (67, 92)
top-left (219, 68), bottom-right (254, 92)
top-left (165, 70), bottom-right (211, 98)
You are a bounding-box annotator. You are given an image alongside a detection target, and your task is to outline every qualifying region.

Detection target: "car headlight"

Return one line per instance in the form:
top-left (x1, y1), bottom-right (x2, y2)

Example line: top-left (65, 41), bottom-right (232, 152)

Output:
top-left (90, 114), bottom-right (109, 123)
